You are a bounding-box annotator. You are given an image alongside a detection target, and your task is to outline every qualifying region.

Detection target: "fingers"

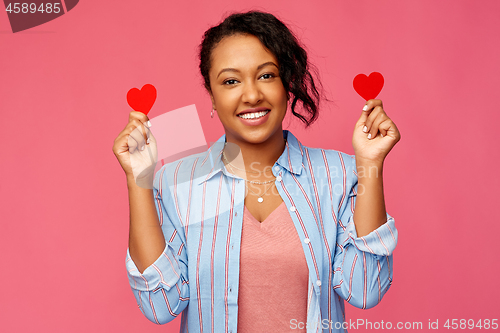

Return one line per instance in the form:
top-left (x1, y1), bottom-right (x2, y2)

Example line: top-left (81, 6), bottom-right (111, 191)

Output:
top-left (378, 119), bottom-right (392, 138)
top-left (126, 111), bottom-right (151, 153)
top-left (366, 99), bottom-right (383, 109)
top-left (114, 111), bottom-right (152, 155)
top-left (128, 110), bottom-right (150, 123)
top-left (380, 119), bottom-right (401, 142)
top-left (364, 107), bottom-right (386, 139)
top-left (128, 111), bottom-right (151, 144)
top-left (356, 99), bottom-right (381, 128)
top-left (128, 120), bottom-right (142, 154)
top-left (360, 99), bottom-right (388, 139)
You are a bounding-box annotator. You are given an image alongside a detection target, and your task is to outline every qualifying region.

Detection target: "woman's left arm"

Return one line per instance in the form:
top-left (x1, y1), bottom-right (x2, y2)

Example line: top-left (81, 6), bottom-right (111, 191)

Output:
top-left (331, 99), bottom-right (401, 309)
top-left (352, 99), bottom-right (401, 237)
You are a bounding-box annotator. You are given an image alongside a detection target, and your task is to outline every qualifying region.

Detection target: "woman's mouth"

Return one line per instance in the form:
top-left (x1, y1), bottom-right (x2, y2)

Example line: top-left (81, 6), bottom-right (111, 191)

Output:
top-left (237, 110), bottom-right (270, 119)
top-left (237, 109), bottom-right (271, 126)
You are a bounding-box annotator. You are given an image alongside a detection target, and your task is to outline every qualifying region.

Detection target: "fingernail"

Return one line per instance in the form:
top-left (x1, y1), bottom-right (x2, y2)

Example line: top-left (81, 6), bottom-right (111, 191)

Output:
top-left (147, 120), bottom-right (152, 127)
top-left (140, 145), bottom-right (145, 151)
top-left (146, 137), bottom-right (150, 144)
top-left (363, 105), bottom-right (369, 111)
top-left (367, 133), bottom-right (372, 139)
top-left (363, 126), bottom-right (368, 133)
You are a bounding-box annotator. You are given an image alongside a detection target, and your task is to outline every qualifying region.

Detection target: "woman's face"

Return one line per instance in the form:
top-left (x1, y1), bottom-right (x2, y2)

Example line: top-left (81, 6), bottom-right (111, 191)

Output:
top-left (208, 33), bottom-right (288, 146)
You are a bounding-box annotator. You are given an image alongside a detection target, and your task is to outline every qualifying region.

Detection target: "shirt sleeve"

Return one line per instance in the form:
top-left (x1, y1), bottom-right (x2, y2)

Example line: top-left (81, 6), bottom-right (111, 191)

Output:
top-left (332, 154), bottom-right (398, 309)
top-left (125, 166), bottom-right (189, 324)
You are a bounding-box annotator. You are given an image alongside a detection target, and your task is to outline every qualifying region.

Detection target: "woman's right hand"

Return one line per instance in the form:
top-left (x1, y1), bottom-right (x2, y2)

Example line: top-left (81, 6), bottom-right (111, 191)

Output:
top-left (112, 111), bottom-right (158, 189)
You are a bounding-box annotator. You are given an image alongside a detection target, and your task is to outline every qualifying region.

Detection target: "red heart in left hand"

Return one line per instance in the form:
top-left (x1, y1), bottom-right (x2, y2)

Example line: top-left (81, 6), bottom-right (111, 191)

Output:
top-left (353, 72), bottom-right (384, 101)
top-left (127, 84), bottom-right (157, 115)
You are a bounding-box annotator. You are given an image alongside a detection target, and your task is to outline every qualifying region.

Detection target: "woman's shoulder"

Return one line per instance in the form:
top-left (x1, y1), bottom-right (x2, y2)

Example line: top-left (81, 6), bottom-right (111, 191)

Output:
top-left (158, 150), bottom-right (208, 172)
top-left (154, 142), bottom-right (223, 187)
top-left (299, 142), bottom-right (356, 169)
top-left (284, 131), bottom-right (357, 179)
top-left (288, 130), bottom-right (354, 163)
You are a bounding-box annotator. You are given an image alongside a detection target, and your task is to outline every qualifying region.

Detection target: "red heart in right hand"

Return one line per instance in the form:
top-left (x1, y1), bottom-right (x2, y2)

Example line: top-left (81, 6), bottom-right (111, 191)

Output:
top-left (127, 84), bottom-right (157, 115)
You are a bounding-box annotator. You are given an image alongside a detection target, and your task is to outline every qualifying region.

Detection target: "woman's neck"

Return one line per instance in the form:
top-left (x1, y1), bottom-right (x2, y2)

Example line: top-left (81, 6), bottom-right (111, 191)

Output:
top-left (222, 131), bottom-right (286, 178)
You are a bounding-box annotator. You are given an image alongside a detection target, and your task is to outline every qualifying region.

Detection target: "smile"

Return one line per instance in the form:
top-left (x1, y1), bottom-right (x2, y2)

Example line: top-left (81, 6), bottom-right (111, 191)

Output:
top-left (237, 110), bottom-right (270, 119)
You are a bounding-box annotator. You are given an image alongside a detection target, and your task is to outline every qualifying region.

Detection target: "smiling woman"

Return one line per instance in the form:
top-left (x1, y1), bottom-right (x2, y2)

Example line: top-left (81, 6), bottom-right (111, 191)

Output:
top-left (208, 34), bottom-right (289, 153)
top-left (117, 9), bottom-right (400, 333)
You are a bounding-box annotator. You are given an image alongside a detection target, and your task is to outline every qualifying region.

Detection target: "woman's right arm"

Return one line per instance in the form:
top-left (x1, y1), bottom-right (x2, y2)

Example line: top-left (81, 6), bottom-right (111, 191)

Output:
top-left (127, 175), bottom-right (166, 274)
top-left (113, 111), bottom-right (189, 324)
top-left (125, 171), bottom-right (190, 325)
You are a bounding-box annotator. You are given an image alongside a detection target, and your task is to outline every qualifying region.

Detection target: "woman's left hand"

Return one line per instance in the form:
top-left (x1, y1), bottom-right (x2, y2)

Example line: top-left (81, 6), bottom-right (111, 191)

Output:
top-left (352, 99), bottom-right (401, 165)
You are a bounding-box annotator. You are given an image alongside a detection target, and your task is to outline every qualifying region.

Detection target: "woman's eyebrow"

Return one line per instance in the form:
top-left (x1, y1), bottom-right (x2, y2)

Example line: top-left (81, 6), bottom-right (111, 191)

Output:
top-left (217, 62), bottom-right (278, 78)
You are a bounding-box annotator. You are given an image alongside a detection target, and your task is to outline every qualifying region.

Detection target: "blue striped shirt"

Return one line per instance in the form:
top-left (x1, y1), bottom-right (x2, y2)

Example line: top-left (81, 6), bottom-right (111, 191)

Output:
top-left (125, 129), bottom-right (398, 333)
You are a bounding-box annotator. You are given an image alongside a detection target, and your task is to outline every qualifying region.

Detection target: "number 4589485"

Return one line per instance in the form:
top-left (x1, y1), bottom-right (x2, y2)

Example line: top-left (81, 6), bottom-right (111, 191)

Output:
top-left (5, 3), bottom-right (61, 14)
top-left (444, 319), bottom-right (498, 330)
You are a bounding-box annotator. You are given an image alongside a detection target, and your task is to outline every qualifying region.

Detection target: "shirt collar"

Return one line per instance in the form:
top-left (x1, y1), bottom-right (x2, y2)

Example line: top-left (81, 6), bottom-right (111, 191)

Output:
top-left (196, 129), bottom-right (304, 185)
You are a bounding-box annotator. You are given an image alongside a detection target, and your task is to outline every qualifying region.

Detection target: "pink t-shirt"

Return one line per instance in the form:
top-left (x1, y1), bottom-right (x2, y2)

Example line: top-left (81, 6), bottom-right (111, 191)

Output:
top-left (237, 201), bottom-right (309, 332)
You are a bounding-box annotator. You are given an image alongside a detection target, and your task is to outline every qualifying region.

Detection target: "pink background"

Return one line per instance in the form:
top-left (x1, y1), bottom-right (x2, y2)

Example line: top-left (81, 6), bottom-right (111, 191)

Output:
top-left (1, 0), bottom-right (499, 332)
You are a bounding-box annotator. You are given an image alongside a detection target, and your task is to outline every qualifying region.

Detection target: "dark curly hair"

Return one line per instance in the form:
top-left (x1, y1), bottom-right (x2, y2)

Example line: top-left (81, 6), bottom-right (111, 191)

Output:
top-left (198, 10), bottom-right (325, 128)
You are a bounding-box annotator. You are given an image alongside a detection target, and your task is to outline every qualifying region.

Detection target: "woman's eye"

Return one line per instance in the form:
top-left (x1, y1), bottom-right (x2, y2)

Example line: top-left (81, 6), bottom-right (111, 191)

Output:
top-left (261, 73), bottom-right (275, 79)
top-left (223, 74), bottom-right (275, 85)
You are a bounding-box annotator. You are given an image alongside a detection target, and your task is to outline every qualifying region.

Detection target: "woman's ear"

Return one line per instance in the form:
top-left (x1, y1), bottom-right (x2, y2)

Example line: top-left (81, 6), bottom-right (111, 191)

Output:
top-left (207, 87), bottom-right (216, 110)
top-left (210, 94), bottom-right (216, 110)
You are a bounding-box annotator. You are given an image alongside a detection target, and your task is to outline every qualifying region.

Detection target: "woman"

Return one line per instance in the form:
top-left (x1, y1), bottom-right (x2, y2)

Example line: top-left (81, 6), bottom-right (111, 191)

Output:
top-left (113, 10), bottom-right (400, 333)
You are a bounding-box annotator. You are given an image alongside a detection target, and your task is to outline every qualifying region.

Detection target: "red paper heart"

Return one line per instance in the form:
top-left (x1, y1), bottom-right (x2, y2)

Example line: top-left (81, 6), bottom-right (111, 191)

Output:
top-left (127, 84), bottom-right (157, 115)
top-left (353, 72), bottom-right (384, 101)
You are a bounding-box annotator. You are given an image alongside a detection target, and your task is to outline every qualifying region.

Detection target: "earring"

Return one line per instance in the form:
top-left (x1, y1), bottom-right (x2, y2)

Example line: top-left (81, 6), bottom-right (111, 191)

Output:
top-left (211, 109), bottom-right (216, 118)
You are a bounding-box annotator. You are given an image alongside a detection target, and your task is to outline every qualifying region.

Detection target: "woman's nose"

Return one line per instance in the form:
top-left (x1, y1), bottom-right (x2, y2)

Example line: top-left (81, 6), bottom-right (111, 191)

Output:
top-left (241, 80), bottom-right (262, 104)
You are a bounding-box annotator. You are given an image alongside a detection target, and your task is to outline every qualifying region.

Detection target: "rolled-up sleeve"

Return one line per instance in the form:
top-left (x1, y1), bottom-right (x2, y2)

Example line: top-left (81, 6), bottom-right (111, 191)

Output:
top-left (341, 213), bottom-right (397, 257)
top-left (332, 155), bottom-right (398, 309)
top-left (125, 166), bottom-right (189, 325)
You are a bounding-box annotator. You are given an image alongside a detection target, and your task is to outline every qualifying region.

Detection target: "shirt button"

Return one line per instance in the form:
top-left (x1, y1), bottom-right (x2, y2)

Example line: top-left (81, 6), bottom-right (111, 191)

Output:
top-left (290, 206), bottom-right (296, 212)
top-left (304, 238), bottom-right (310, 244)
top-left (274, 166), bottom-right (280, 172)
top-left (276, 176), bottom-right (282, 182)
top-left (316, 280), bottom-right (322, 286)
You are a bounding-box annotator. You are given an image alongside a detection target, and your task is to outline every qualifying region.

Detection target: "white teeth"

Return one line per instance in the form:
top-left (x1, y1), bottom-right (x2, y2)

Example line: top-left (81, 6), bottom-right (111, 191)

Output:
top-left (238, 110), bottom-right (269, 119)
